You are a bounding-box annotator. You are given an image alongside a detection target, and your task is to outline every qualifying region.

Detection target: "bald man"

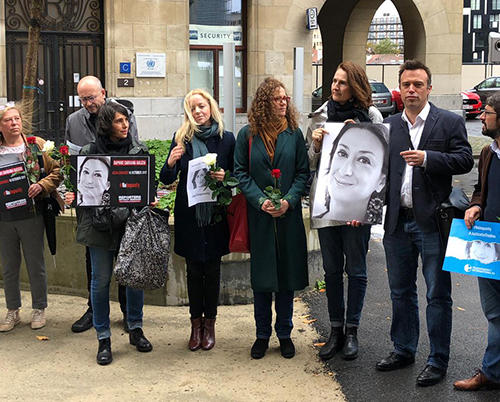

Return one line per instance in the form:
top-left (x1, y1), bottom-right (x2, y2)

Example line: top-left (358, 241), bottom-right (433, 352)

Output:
top-left (65, 76), bottom-right (138, 333)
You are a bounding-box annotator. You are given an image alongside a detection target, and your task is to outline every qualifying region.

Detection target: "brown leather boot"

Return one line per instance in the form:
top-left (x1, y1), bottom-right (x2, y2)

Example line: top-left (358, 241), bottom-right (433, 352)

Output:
top-left (188, 317), bottom-right (203, 351)
top-left (201, 318), bottom-right (216, 350)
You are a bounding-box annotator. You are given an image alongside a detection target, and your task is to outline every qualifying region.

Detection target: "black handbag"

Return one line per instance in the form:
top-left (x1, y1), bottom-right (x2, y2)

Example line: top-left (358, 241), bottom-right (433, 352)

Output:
top-left (91, 207), bottom-right (130, 232)
top-left (434, 187), bottom-right (470, 247)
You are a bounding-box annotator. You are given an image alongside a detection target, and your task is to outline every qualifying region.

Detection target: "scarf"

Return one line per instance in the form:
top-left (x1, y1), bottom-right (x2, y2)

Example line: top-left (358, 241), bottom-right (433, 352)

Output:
top-left (95, 134), bottom-right (132, 155)
top-left (326, 99), bottom-right (371, 123)
top-left (259, 118), bottom-right (288, 162)
top-left (191, 121), bottom-right (221, 227)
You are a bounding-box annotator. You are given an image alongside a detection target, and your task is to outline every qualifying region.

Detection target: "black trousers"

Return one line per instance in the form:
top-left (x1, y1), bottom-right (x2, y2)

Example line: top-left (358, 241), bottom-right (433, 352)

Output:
top-left (85, 246), bottom-right (126, 314)
top-left (186, 258), bottom-right (221, 319)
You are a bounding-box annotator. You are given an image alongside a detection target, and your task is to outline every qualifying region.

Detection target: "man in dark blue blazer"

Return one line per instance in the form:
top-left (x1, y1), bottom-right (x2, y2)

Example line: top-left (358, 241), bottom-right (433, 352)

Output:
top-left (375, 60), bottom-right (474, 386)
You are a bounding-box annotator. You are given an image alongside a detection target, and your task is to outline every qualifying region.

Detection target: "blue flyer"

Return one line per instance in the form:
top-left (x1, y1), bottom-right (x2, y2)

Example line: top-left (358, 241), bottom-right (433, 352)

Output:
top-left (443, 219), bottom-right (500, 280)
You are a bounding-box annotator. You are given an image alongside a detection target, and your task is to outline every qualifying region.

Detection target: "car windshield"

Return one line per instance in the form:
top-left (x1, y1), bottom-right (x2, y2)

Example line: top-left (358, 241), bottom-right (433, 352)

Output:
top-left (370, 83), bottom-right (389, 93)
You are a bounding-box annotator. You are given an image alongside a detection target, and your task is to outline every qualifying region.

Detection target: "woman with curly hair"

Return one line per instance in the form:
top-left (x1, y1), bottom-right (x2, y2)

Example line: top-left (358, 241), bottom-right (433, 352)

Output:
top-left (160, 89), bottom-right (235, 352)
top-left (306, 61), bottom-right (383, 361)
top-left (234, 77), bottom-right (309, 359)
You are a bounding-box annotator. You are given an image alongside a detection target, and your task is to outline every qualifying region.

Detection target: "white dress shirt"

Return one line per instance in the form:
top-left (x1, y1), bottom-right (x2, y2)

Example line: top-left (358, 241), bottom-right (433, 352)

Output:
top-left (400, 102), bottom-right (430, 208)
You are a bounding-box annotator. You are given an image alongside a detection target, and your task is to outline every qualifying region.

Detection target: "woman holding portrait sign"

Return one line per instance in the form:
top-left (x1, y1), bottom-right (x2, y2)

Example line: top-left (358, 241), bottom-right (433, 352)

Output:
top-left (307, 61), bottom-right (384, 361)
top-left (0, 101), bottom-right (62, 332)
top-left (66, 101), bottom-right (153, 365)
top-left (160, 89), bottom-right (235, 352)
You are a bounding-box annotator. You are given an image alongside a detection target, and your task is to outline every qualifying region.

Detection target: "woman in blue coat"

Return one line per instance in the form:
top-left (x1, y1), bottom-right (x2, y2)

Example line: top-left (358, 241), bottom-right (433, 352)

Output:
top-left (160, 89), bottom-right (235, 352)
top-left (234, 78), bottom-right (309, 359)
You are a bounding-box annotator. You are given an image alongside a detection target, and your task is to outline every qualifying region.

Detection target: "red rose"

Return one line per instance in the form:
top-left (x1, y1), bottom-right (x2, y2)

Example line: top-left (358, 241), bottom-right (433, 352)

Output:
top-left (26, 136), bottom-right (37, 144)
top-left (59, 145), bottom-right (69, 155)
top-left (271, 169), bottom-right (281, 179)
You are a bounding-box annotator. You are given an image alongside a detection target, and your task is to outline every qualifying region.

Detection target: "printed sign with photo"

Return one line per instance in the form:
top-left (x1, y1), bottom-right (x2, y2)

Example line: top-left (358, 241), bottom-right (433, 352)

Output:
top-left (187, 156), bottom-right (215, 207)
top-left (443, 219), bottom-right (500, 280)
top-left (312, 122), bottom-right (390, 225)
top-left (0, 161), bottom-right (33, 220)
top-left (71, 155), bottom-right (155, 207)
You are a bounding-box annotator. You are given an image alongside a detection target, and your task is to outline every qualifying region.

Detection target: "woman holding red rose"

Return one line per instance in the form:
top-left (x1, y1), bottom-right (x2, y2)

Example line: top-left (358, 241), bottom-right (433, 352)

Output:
top-left (0, 102), bottom-right (63, 332)
top-left (234, 78), bottom-right (309, 359)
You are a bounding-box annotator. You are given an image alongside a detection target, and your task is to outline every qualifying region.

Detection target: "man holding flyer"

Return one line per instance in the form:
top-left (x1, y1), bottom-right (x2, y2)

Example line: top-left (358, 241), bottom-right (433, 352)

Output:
top-left (454, 93), bottom-right (500, 391)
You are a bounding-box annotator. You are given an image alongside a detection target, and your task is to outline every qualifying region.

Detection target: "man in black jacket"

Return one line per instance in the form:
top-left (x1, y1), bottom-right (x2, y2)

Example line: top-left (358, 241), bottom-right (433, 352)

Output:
top-left (65, 76), bottom-right (136, 333)
top-left (376, 60), bottom-right (474, 386)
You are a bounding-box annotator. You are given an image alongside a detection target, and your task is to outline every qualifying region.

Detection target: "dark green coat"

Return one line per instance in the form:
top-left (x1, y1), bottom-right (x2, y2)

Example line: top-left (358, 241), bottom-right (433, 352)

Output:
top-left (234, 125), bottom-right (309, 292)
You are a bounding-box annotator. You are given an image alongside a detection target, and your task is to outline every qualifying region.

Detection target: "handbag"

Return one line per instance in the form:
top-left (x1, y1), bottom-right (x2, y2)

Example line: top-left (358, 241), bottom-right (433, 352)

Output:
top-left (114, 207), bottom-right (171, 290)
top-left (227, 135), bottom-right (252, 253)
top-left (91, 207), bottom-right (130, 232)
top-left (435, 186), bottom-right (470, 247)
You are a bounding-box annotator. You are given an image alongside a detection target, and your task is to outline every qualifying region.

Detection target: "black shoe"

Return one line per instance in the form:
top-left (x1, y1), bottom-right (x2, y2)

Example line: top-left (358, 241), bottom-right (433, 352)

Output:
top-left (319, 326), bottom-right (345, 361)
top-left (279, 338), bottom-right (295, 359)
top-left (129, 328), bottom-right (153, 352)
top-left (416, 364), bottom-right (446, 386)
top-left (376, 352), bottom-right (415, 371)
top-left (71, 309), bottom-right (93, 333)
top-left (123, 314), bottom-right (129, 333)
top-left (342, 327), bottom-right (358, 360)
top-left (250, 338), bottom-right (269, 359)
top-left (96, 338), bottom-right (112, 365)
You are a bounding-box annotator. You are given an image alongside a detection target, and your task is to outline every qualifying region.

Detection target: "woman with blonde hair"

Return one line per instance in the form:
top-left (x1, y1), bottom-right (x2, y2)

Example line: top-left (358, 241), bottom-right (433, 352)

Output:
top-left (160, 89), bottom-right (235, 351)
top-left (234, 77), bottom-right (309, 359)
top-left (0, 101), bottom-right (62, 332)
top-left (307, 61), bottom-right (383, 361)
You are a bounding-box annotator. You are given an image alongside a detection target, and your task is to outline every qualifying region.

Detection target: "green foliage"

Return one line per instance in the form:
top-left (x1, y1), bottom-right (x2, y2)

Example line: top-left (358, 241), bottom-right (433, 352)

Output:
top-left (373, 38), bottom-right (400, 55)
top-left (144, 139), bottom-right (172, 182)
top-left (157, 190), bottom-right (176, 216)
top-left (204, 166), bottom-right (240, 223)
top-left (315, 280), bottom-right (326, 290)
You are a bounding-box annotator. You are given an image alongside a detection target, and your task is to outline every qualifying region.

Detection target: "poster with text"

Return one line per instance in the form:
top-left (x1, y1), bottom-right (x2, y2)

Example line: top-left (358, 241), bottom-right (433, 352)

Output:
top-left (71, 155), bottom-right (155, 207)
top-left (443, 219), bottom-right (500, 280)
top-left (0, 161), bottom-right (33, 220)
top-left (311, 122), bottom-right (390, 225)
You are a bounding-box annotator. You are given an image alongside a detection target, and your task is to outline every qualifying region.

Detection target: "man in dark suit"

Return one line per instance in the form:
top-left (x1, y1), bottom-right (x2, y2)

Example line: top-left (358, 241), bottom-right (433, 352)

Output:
top-left (376, 60), bottom-right (474, 386)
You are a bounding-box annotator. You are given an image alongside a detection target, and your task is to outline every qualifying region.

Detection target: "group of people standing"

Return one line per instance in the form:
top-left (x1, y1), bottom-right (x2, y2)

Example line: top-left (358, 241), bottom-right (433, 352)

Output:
top-left (0, 59), bottom-right (498, 392)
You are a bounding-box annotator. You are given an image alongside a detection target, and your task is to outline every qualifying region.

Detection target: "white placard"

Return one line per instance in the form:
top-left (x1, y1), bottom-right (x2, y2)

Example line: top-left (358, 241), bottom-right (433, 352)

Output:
top-left (189, 24), bottom-right (243, 46)
top-left (136, 53), bottom-right (166, 77)
top-left (187, 157), bottom-right (215, 207)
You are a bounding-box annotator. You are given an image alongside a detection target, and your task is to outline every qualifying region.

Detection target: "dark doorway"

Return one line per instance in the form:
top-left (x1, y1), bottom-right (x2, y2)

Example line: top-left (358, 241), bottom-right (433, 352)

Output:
top-left (5, 1), bottom-right (104, 145)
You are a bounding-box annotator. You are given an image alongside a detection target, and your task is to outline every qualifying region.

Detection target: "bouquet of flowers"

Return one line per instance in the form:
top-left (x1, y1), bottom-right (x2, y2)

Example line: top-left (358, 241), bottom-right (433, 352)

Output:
top-left (43, 141), bottom-right (74, 191)
top-left (203, 153), bottom-right (239, 222)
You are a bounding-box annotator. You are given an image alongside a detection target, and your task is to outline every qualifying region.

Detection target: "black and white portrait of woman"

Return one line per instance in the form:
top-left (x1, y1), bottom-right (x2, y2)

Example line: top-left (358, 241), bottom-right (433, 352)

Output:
top-left (446, 236), bottom-right (500, 265)
top-left (312, 122), bottom-right (389, 224)
top-left (77, 156), bottom-right (111, 206)
top-left (191, 167), bottom-right (208, 190)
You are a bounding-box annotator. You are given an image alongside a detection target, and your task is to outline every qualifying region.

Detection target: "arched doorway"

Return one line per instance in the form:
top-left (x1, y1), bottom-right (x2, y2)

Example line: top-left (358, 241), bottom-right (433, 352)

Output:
top-left (318, 0), bottom-right (461, 110)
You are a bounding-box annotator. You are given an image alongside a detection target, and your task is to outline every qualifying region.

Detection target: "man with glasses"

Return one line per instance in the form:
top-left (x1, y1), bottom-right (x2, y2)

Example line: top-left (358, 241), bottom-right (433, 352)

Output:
top-left (65, 75), bottom-right (138, 333)
top-left (453, 93), bottom-right (500, 391)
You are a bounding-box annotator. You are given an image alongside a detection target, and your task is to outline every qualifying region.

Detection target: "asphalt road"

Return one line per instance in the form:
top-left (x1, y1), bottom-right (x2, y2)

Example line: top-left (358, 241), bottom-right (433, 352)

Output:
top-left (302, 165), bottom-right (500, 402)
top-left (465, 117), bottom-right (483, 137)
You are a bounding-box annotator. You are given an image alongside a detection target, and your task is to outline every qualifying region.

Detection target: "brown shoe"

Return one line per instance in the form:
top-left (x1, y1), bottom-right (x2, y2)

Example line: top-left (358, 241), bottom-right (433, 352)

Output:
top-left (201, 318), bottom-right (216, 350)
top-left (454, 370), bottom-right (500, 391)
top-left (188, 317), bottom-right (203, 351)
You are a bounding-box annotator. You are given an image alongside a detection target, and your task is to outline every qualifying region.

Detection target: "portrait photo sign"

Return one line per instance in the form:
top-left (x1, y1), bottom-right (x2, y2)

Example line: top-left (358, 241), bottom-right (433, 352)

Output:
top-left (187, 156), bottom-right (215, 207)
top-left (312, 122), bottom-right (390, 225)
top-left (443, 219), bottom-right (500, 280)
top-left (71, 155), bottom-right (155, 207)
top-left (0, 161), bottom-right (33, 220)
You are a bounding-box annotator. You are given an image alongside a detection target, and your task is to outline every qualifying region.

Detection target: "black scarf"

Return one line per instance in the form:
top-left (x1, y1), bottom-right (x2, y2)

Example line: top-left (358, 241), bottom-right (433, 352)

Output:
top-left (326, 99), bottom-right (371, 123)
top-left (95, 134), bottom-right (132, 155)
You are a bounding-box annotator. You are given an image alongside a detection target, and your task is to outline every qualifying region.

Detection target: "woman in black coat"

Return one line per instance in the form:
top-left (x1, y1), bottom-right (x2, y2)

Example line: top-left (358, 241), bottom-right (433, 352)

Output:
top-left (160, 89), bottom-right (235, 351)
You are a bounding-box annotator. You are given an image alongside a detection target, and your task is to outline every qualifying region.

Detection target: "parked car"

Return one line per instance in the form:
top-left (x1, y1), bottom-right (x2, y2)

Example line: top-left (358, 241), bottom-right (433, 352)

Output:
top-left (311, 80), bottom-right (395, 116)
top-left (391, 88), bottom-right (403, 113)
top-left (461, 90), bottom-right (482, 119)
top-left (470, 76), bottom-right (500, 104)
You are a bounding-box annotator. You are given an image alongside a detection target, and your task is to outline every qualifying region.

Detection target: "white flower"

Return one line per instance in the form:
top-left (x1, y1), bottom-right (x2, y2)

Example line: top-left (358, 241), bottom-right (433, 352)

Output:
top-left (42, 140), bottom-right (55, 153)
top-left (203, 153), bottom-right (217, 167)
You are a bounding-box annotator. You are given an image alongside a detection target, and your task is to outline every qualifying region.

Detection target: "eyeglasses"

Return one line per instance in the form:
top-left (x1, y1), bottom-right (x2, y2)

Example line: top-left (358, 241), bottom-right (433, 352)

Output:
top-left (482, 110), bottom-right (497, 115)
top-left (273, 96), bottom-right (291, 103)
top-left (79, 95), bottom-right (98, 103)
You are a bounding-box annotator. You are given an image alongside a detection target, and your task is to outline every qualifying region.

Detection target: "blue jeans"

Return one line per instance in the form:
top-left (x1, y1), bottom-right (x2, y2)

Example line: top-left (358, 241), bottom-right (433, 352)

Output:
top-left (318, 225), bottom-right (370, 327)
top-left (383, 218), bottom-right (452, 370)
top-left (253, 291), bottom-right (294, 339)
top-left (478, 277), bottom-right (500, 382)
top-left (88, 246), bottom-right (144, 340)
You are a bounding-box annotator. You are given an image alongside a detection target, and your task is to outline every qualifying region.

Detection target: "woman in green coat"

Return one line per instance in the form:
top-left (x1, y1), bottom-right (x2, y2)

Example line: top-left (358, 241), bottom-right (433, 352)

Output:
top-left (234, 77), bottom-right (309, 360)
